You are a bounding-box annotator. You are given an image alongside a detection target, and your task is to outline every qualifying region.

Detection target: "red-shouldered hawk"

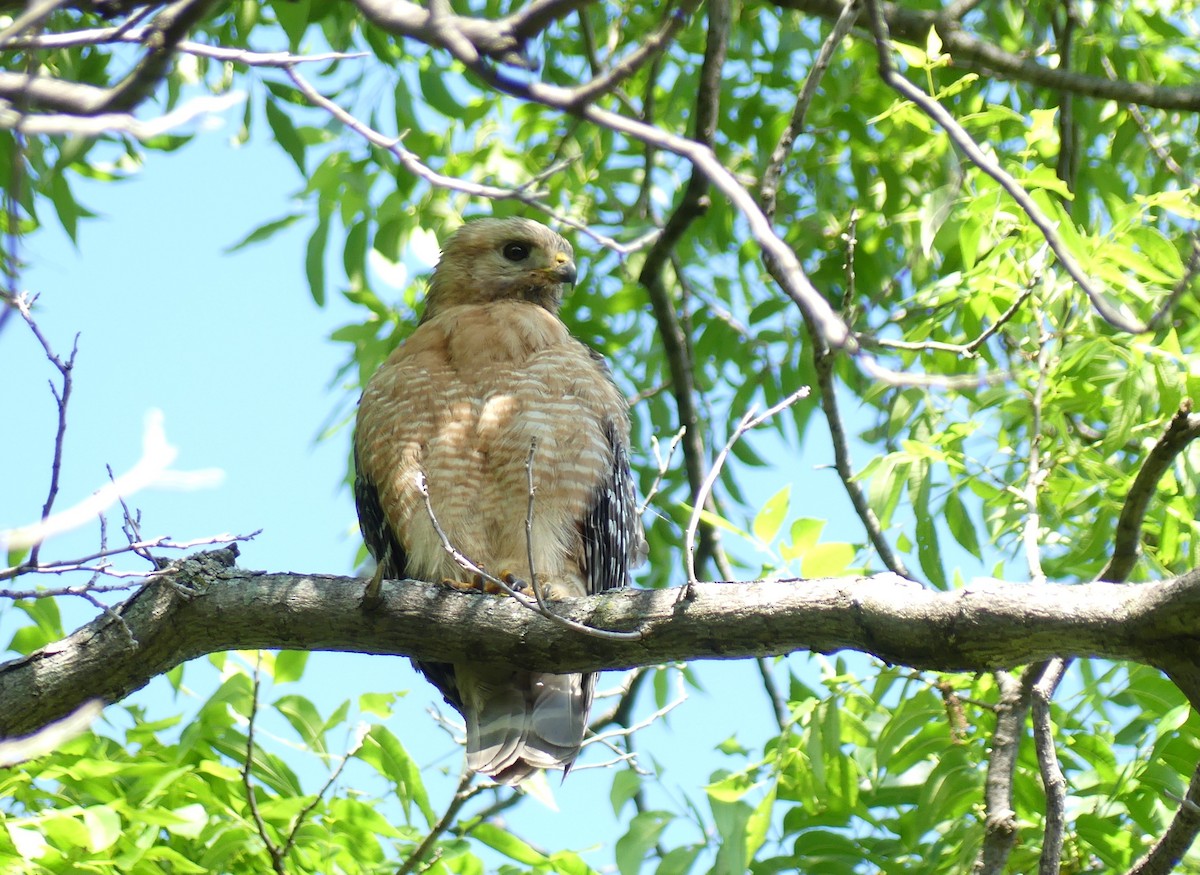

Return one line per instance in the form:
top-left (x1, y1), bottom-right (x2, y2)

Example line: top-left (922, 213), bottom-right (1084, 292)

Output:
top-left (354, 217), bottom-right (646, 784)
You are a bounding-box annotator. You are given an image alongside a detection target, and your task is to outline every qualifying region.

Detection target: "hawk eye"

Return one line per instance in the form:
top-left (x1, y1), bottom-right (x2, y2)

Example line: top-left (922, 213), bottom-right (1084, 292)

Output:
top-left (502, 242), bottom-right (531, 262)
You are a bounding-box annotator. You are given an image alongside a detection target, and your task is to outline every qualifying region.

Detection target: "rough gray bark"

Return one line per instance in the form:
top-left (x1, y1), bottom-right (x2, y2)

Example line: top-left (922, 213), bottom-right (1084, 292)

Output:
top-left (3, 547), bottom-right (1200, 740)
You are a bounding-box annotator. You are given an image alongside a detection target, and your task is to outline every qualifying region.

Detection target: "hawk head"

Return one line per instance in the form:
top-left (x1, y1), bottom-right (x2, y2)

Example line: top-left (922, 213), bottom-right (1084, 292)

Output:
top-left (423, 217), bottom-right (577, 321)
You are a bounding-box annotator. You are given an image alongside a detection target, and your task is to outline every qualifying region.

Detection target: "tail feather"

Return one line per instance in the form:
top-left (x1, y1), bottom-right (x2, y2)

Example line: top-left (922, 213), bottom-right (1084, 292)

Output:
top-left (459, 666), bottom-right (593, 784)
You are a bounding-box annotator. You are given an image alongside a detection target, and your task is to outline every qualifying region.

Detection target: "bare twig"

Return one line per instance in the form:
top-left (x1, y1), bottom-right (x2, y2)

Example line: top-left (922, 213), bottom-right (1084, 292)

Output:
top-left (756, 657), bottom-right (789, 730)
top-left (682, 386), bottom-right (810, 596)
top-left (396, 772), bottom-right (481, 875)
top-left (1020, 300), bottom-right (1053, 587)
top-left (636, 0), bottom-right (731, 580)
top-left (858, 284), bottom-right (1035, 359)
top-left (6, 295), bottom-right (78, 568)
top-left (243, 657), bottom-right (288, 875)
top-left (0, 0), bottom-right (67, 49)
top-left (282, 66), bottom-right (649, 257)
top-left (638, 427), bottom-right (686, 516)
top-left (811, 343), bottom-right (914, 578)
top-left (417, 472), bottom-right (643, 640)
top-left (564, 0), bottom-right (694, 108)
top-left (2, 532), bottom-right (257, 584)
top-left (459, 72), bottom-right (854, 354)
top-left (585, 668), bottom-right (687, 747)
top-left (760, 0), bottom-right (859, 220)
top-left (276, 724), bottom-right (366, 862)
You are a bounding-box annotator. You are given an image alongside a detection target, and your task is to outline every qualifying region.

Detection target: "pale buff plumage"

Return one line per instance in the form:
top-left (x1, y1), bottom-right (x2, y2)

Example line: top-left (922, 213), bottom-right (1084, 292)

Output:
top-left (354, 217), bottom-right (645, 783)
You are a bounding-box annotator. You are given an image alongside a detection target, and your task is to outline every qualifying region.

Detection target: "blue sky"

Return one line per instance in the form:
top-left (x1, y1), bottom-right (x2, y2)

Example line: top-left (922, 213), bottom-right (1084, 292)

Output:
top-left (3, 114), bottom-right (851, 859)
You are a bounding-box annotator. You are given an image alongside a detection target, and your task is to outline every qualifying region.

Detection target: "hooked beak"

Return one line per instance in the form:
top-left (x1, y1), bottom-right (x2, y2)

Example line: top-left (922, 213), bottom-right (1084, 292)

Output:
top-left (550, 254), bottom-right (577, 285)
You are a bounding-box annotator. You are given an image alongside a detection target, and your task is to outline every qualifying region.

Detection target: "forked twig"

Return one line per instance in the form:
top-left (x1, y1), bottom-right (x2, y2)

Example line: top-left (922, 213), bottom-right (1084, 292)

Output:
top-left (682, 386), bottom-right (810, 598)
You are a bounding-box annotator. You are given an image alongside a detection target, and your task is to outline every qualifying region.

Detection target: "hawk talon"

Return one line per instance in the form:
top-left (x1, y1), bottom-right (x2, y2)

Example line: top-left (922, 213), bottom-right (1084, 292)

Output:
top-left (362, 566), bottom-right (385, 611)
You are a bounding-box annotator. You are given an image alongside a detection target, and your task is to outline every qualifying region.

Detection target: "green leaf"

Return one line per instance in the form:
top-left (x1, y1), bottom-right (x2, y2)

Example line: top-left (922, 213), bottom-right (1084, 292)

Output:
top-left (224, 213), bottom-right (304, 253)
top-left (802, 542), bottom-right (856, 578)
top-left (911, 462), bottom-right (946, 589)
top-left (265, 97), bottom-right (306, 174)
top-left (305, 215), bottom-right (329, 306)
top-left (356, 726), bottom-right (434, 827)
top-left (472, 822), bottom-right (548, 865)
top-left (614, 810), bottom-right (671, 875)
top-left (274, 694), bottom-right (326, 752)
top-left (943, 489), bottom-right (981, 560)
top-left (81, 805), bottom-right (122, 852)
top-left (273, 0), bottom-right (312, 50)
top-left (273, 650), bottom-right (308, 684)
top-left (751, 485), bottom-right (791, 544)
top-left (610, 769), bottom-right (642, 817)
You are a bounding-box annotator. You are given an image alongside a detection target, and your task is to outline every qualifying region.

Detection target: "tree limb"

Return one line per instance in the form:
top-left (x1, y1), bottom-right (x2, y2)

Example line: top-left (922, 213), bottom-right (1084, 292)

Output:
top-left (5, 548), bottom-right (1200, 740)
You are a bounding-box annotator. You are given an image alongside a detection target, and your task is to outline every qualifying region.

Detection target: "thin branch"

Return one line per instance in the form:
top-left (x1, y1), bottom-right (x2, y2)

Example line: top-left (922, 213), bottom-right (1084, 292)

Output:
top-left (0, 91), bottom-right (246, 137)
top-left (104, 0), bottom-right (217, 113)
top-left (1128, 760), bottom-right (1200, 875)
top-left (585, 669), bottom-right (687, 747)
top-left (683, 386), bottom-right (810, 595)
top-left (863, 0), bottom-right (1150, 336)
top-left (1099, 400), bottom-right (1200, 583)
top-left (563, 1), bottom-right (694, 108)
top-left (773, 0), bottom-right (1200, 112)
top-left (257, 720), bottom-right (369, 867)
top-left (396, 773), bottom-right (479, 875)
top-left (2, 532), bottom-right (258, 584)
top-left (523, 438), bottom-right (551, 613)
top-left (1020, 299), bottom-right (1053, 586)
top-left (811, 342), bottom-right (914, 578)
top-left (975, 670), bottom-right (1031, 874)
top-left (460, 69), bottom-right (854, 353)
top-left (637, 0), bottom-right (731, 580)
top-left (756, 657), bottom-right (789, 730)
top-left (283, 66), bottom-right (649, 257)
top-left (243, 657), bottom-right (288, 875)
top-left (857, 284), bottom-right (1034, 359)
top-left (638, 427), bottom-right (686, 516)
top-left (1030, 659), bottom-right (1067, 875)
top-left (417, 472), bottom-right (643, 640)
top-left (6, 295), bottom-right (78, 568)
top-left (760, 0), bottom-right (859, 221)
top-left (0, 0), bottom-right (67, 49)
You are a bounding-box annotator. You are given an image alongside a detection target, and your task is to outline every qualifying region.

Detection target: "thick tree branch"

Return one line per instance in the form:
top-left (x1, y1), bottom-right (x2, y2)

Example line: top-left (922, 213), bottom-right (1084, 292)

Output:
top-left (5, 549), bottom-right (1200, 740)
top-left (351, 0), bottom-right (591, 67)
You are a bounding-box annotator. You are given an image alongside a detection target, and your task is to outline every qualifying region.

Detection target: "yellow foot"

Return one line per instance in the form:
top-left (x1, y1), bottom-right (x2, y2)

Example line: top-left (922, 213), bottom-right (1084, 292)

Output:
top-left (439, 572), bottom-right (487, 592)
top-left (439, 570), bottom-right (532, 595)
